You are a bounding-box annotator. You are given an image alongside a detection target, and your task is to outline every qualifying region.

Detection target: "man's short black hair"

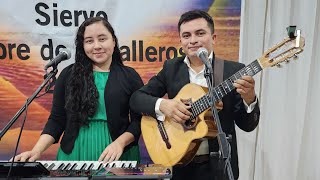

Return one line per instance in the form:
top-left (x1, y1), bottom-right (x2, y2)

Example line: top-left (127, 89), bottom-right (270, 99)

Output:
top-left (178, 10), bottom-right (215, 34)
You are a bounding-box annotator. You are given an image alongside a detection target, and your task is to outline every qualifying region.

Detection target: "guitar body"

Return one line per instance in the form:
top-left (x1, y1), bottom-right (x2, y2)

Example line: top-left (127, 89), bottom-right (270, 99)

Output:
top-left (141, 83), bottom-right (218, 167)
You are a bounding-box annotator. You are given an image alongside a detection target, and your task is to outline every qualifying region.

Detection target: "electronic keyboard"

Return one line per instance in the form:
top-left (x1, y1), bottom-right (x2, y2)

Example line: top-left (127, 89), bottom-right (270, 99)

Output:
top-left (0, 161), bottom-right (172, 179)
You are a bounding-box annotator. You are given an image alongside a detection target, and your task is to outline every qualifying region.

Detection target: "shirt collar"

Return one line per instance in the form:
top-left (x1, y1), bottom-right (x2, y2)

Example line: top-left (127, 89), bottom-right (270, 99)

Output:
top-left (183, 51), bottom-right (214, 68)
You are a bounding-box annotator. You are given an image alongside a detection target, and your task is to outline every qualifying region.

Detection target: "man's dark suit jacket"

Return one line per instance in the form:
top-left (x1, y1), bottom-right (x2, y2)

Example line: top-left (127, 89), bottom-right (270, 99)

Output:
top-left (129, 56), bottom-right (260, 178)
top-left (42, 61), bottom-right (143, 154)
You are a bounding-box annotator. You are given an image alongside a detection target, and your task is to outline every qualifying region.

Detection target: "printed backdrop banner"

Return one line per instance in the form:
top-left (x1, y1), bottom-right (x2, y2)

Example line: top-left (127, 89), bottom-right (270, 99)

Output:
top-left (0, 0), bottom-right (241, 162)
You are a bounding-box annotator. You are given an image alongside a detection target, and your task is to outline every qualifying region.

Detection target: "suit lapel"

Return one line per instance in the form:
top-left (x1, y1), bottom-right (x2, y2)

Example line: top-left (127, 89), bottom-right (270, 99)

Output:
top-left (168, 57), bottom-right (190, 98)
top-left (177, 57), bottom-right (190, 85)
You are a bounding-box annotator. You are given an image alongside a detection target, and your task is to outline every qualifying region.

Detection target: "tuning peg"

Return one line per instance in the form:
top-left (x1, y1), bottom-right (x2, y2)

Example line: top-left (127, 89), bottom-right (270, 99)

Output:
top-left (286, 26), bottom-right (297, 38)
top-left (276, 63), bottom-right (282, 67)
top-left (293, 54), bottom-right (298, 59)
top-left (285, 59), bottom-right (290, 63)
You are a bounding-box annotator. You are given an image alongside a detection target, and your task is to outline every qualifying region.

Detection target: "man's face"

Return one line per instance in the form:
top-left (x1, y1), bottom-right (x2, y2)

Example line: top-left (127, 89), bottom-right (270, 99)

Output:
top-left (179, 18), bottom-right (215, 59)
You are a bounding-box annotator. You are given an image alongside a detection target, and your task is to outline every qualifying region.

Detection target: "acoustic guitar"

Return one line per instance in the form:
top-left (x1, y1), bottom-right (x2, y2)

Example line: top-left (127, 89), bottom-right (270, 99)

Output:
top-left (141, 31), bottom-right (305, 167)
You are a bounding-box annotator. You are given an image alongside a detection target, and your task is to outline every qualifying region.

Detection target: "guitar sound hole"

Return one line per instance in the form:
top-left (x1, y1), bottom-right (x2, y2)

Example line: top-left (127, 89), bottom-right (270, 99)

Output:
top-left (183, 117), bottom-right (198, 129)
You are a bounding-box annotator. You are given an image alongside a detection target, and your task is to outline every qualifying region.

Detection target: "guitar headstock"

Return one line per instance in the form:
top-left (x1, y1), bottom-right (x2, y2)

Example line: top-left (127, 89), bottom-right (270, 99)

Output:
top-left (258, 29), bottom-right (305, 69)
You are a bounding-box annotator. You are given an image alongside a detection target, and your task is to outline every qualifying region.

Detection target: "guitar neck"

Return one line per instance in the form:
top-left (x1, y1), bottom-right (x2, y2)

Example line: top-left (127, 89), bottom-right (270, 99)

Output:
top-left (190, 60), bottom-right (262, 120)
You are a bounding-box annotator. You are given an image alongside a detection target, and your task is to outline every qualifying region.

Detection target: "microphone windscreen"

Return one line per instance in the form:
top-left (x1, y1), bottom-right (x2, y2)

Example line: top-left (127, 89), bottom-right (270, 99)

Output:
top-left (196, 47), bottom-right (208, 59)
top-left (60, 48), bottom-right (72, 59)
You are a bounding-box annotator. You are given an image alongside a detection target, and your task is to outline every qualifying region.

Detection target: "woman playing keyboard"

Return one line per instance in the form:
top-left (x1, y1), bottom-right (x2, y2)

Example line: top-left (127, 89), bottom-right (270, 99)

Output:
top-left (10, 16), bottom-right (143, 163)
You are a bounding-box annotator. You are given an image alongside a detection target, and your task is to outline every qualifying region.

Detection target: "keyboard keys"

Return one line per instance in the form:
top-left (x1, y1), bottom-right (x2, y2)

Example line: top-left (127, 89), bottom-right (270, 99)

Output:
top-left (37, 160), bottom-right (138, 171)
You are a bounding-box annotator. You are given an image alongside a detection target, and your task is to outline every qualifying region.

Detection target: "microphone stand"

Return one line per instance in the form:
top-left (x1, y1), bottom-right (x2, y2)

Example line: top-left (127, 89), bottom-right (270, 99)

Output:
top-left (204, 58), bottom-right (234, 180)
top-left (0, 67), bottom-right (58, 140)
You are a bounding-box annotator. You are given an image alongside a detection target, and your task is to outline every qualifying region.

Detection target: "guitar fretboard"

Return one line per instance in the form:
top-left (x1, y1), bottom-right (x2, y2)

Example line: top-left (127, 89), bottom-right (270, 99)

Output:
top-left (189, 60), bottom-right (262, 120)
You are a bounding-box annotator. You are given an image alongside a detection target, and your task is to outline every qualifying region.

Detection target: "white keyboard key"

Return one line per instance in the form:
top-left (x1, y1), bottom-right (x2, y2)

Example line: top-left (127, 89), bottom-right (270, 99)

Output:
top-left (110, 161), bottom-right (122, 168)
top-left (130, 161), bottom-right (137, 168)
top-left (91, 161), bottom-right (103, 170)
top-left (121, 161), bottom-right (131, 168)
top-left (51, 161), bottom-right (63, 171)
top-left (73, 161), bottom-right (87, 170)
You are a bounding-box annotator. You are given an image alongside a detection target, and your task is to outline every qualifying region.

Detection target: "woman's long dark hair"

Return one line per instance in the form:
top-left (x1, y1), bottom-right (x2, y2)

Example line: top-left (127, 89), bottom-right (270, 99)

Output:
top-left (65, 16), bottom-right (123, 127)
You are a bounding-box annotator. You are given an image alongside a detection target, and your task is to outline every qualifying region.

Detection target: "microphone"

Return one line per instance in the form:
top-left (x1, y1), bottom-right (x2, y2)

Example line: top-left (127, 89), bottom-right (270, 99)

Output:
top-left (44, 49), bottom-right (71, 70)
top-left (196, 47), bottom-right (212, 70)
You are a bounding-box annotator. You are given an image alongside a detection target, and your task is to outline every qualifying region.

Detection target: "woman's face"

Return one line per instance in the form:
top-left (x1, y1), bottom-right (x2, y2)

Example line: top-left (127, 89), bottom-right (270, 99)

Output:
top-left (83, 21), bottom-right (115, 71)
